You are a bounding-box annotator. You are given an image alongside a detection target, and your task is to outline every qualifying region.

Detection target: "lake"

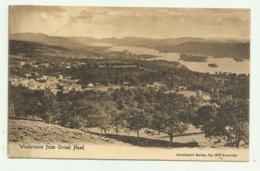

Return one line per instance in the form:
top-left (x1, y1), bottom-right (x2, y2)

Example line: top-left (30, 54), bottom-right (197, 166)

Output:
top-left (108, 45), bottom-right (250, 74)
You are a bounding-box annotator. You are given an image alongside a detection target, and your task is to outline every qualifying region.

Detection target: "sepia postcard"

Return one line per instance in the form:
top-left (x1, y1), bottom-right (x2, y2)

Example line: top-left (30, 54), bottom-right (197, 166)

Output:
top-left (8, 5), bottom-right (250, 161)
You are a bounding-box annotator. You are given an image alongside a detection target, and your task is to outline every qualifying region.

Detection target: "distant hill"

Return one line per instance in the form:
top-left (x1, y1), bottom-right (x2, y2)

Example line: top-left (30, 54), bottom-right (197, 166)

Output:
top-left (159, 41), bottom-right (250, 58)
top-left (10, 33), bottom-right (250, 59)
top-left (100, 37), bottom-right (211, 47)
top-left (99, 37), bottom-right (250, 59)
top-left (10, 32), bottom-right (93, 49)
top-left (9, 39), bottom-right (108, 58)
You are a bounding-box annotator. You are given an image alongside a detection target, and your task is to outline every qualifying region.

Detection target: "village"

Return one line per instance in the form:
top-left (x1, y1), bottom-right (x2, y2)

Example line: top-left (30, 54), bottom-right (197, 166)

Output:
top-left (9, 55), bottom-right (213, 108)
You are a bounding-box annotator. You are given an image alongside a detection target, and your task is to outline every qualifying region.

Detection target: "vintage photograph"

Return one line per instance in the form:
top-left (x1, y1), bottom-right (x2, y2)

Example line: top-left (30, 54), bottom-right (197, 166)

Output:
top-left (8, 6), bottom-right (250, 160)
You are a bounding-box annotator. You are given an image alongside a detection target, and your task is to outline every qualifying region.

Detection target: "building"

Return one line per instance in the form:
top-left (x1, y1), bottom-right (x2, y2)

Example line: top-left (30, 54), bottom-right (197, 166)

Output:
top-left (87, 83), bottom-right (94, 88)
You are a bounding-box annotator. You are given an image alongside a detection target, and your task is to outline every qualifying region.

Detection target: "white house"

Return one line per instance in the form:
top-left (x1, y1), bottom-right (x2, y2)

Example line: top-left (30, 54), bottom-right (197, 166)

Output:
top-left (87, 83), bottom-right (94, 88)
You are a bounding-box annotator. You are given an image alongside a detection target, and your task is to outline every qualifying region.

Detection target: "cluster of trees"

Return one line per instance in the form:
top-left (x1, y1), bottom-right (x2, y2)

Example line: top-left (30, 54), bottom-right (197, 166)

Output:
top-left (192, 98), bottom-right (249, 147)
top-left (179, 53), bottom-right (208, 62)
top-left (9, 84), bottom-right (249, 146)
top-left (9, 85), bottom-right (191, 142)
top-left (9, 54), bottom-right (249, 147)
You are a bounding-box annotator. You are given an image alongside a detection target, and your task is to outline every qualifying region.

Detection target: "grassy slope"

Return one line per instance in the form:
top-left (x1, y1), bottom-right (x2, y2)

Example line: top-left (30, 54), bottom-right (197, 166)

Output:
top-left (8, 120), bottom-right (248, 160)
top-left (8, 119), bottom-right (126, 145)
top-left (9, 119), bottom-right (212, 148)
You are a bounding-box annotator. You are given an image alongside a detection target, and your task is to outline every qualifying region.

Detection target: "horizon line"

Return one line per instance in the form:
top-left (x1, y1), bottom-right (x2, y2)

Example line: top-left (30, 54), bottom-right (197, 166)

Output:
top-left (10, 32), bottom-right (250, 41)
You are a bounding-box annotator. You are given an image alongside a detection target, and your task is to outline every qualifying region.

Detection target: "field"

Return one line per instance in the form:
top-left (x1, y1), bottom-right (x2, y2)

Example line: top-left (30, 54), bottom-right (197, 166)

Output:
top-left (8, 119), bottom-right (248, 161)
top-left (9, 119), bottom-right (226, 148)
top-left (9, 119), bottom-right (125, 145)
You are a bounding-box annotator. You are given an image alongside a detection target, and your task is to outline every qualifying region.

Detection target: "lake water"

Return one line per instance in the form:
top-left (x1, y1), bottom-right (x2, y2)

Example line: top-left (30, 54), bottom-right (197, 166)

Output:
top-left (108, 45), bottom-right (250, 74)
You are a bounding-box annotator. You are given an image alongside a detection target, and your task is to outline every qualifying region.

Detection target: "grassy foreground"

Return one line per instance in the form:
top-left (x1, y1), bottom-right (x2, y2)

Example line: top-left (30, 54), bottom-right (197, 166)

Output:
top-left (8, 119), bottom-right (223, 148)
top-left (9, 119), bottom-right (127, 145)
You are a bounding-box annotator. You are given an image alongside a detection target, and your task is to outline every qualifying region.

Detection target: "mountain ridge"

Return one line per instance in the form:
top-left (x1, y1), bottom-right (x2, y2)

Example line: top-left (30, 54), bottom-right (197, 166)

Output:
top-left (10, 32), bottom-right (249, 44)
top-left (10, 32), bottom-right (250, 59)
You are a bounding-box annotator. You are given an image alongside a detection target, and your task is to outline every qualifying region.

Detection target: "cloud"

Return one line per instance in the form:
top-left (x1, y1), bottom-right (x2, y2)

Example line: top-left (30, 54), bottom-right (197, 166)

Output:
top-left (9, 6), bottom-right (250, 39)
top-left (10, 5), bottom-right (66, 18)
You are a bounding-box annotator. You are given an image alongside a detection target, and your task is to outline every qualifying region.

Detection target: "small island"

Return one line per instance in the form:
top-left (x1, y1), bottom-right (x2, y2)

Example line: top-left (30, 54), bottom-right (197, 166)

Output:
top-left (179, 54), bottom-right (208, 62)
top-left (233, 57), bottom-right (244, 62)
top-left (208, 63), bottom-right (218, 67)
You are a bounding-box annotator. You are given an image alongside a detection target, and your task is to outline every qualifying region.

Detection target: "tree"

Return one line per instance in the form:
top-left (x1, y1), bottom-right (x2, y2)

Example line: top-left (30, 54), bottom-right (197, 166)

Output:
top-left (111, 111), bottom-right (126, 135)
top-left (155, 93), bottom-right (189, 142)
top-left (82, 103), bottom-right (100, 129)
top-left (56, 93), bottom-right (86, 129)
top-left (41, 89), bottom-right (59, 123)
top-left (202, 98), bottom-right (249, 147)
top-left (193, 104), bottom-right (217, 126)
top-left (9, 85), bottom-right (46, 120)
top-left (97, 112), bottom-right (111, 134)
top-left (126, 109), bottom-right (148, 137)
top-left (163, 113), bottom-right (188, 142)
top-left (149, 112), bottom-right (166, 134)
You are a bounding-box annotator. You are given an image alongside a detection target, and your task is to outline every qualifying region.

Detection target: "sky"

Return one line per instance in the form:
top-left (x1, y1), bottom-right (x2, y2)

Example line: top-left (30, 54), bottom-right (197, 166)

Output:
top-left (9, 6), bottom-right (250, 39)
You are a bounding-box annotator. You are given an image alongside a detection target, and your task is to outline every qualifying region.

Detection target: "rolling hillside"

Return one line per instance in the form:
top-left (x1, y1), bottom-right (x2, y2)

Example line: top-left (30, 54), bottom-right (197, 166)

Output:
top-left (10, 33), bottom-right (250, 59)
top-left (9, 119), bottom-right (210, 147)
top-left (99, 37), bottom-right (250, 59)
top-left (9, 119), bottom-right (124, 144)
top-left (9, 39), bottom-right (109, 58)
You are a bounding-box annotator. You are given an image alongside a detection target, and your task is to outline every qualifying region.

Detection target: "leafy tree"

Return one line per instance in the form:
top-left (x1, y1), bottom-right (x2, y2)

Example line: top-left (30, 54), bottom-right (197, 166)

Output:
top-left (82, 103), bottom-right (100, 129)
top-left (41, 89), bottom-right (59, 123)
top-left (9, 85), bottom-right (46, 120)
top-left (155, 93), bottom-right (189, 142)
top-left (193, 105), bottom-right (217, 126)
top-left (161, 113), bottom-right (188, 142)
top-left (56, 94), bottom-right (86, 129)
top-left (202, 98), bottom-right (249, 147)
top-left (126, 109), bottom-right (148, 137)
top-left (149, 112), bottom-right (166, 134)
top-left (111, 111), bottom-right (126, 135)
top-left (97, 112), bottom-right (111, 134)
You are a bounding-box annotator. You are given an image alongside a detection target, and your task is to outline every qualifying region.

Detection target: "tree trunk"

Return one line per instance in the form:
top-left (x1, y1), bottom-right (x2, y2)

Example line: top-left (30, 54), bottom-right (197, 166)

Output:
top-left (169, 134), bottom-right (173, 142)
top-left (137, 130), bottom-right (139, 137)
top-left (236, 140), bottom-right (240, 148)
top-left (115, 126), bottom-right (119, 135)
top-left (104, 129), bottom-right (107, 134)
